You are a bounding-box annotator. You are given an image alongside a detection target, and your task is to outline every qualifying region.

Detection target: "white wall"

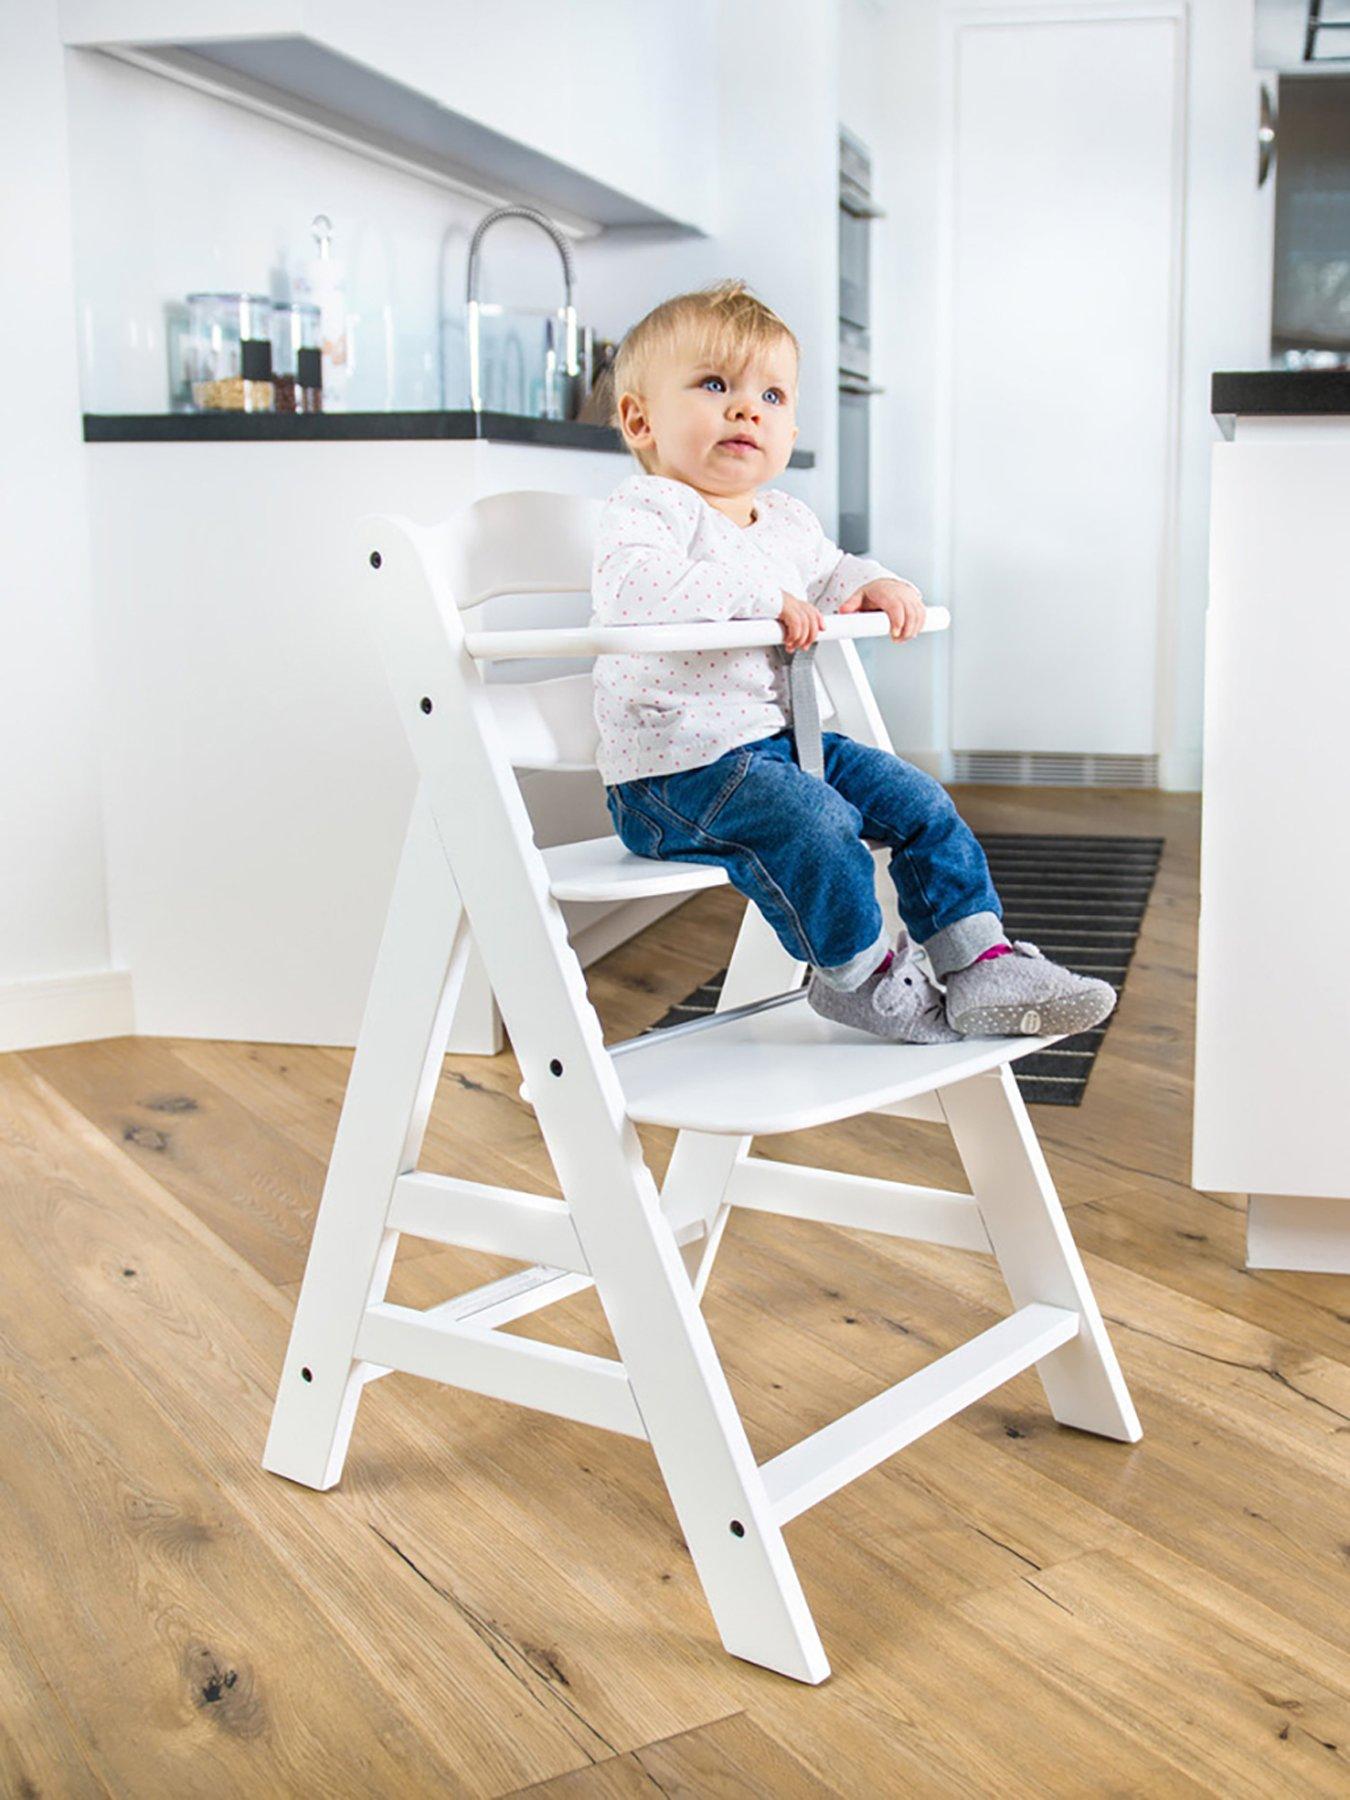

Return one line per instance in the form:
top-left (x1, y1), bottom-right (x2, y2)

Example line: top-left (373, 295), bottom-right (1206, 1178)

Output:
top-left (494, 0), bottom-right (844, 531)
top-left (843, 0), bottom-right (1268, 789)
top-left (0, 2), bottom-right (124, 1049)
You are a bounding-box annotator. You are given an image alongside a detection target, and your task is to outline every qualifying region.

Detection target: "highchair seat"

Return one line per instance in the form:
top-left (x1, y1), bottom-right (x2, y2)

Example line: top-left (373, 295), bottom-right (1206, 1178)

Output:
top-left (544, 832), bottom-right (888, 902)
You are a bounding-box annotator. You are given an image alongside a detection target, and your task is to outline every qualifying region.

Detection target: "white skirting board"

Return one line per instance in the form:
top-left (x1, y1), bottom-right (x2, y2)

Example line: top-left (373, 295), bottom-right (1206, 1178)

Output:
top-left (0, 968), bottom-right (135, 1053)
top-left (1247, 1195), bottom-right (1350, 1275)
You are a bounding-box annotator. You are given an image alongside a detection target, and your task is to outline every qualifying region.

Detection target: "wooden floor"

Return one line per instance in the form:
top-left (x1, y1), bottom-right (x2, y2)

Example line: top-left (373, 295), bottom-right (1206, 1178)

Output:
top-left (3, 786), bottom-right (1349, 1797)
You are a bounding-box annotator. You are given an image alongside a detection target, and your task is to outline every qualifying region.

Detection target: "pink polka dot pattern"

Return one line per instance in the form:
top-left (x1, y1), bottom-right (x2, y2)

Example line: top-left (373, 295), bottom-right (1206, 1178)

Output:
top-left (591, 474), bottom-right (898, 787)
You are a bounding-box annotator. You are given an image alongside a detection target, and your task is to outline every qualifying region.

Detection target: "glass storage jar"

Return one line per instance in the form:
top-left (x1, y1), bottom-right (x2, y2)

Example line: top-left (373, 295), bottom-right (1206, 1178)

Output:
top-left (270, 301), bottom-right (323, 413)
top-left (186, 292), bottom-right (275, 412)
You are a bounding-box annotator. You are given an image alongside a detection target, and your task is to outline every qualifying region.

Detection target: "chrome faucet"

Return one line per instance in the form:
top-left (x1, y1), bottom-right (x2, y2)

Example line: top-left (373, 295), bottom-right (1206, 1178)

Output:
top-left (465, 205), bottom-right (579, 416)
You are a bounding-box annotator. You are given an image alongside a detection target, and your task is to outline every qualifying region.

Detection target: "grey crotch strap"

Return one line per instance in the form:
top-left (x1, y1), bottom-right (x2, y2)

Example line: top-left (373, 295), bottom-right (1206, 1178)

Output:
top-left (778, 642), bottom-right (824, 779)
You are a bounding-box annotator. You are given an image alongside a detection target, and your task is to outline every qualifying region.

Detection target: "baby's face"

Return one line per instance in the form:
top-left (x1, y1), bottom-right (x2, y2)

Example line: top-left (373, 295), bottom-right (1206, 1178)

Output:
top-left (618, 333), bottom-right (799, 496)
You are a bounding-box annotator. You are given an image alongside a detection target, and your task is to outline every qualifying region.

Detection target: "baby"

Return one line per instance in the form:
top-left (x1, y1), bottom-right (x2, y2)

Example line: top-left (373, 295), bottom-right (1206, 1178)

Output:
top-left (591, 280), bottom-right (1117, 1045)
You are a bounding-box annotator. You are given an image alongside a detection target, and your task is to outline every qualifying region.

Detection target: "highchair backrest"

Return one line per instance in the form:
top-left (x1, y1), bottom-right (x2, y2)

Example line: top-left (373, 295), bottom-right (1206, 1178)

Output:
top-left (369, 488), bottom-right (888, 783)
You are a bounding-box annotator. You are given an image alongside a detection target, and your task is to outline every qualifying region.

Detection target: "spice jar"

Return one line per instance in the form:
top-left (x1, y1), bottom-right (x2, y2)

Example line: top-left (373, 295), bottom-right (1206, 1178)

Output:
top-left (186, 292), bottom-right (275, 412)
top-left (271, 301), bottom-right (323, 414)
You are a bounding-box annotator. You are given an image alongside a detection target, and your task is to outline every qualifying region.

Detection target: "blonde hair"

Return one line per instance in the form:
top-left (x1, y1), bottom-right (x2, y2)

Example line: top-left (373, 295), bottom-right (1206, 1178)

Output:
top-left (611, 279), bottom-right (800, 472)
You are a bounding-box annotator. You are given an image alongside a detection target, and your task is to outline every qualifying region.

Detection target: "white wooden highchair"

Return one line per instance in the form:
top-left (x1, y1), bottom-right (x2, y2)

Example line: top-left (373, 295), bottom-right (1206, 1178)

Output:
top-left (263, 489), bottom-right (1140, 1684)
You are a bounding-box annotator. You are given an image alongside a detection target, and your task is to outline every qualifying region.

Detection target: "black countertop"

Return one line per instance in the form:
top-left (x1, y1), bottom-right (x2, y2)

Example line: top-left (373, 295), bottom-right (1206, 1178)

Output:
top-left (1211, 369), bottom-right (1350, 419)
top-left (82, 408), bottom-right (816, 466)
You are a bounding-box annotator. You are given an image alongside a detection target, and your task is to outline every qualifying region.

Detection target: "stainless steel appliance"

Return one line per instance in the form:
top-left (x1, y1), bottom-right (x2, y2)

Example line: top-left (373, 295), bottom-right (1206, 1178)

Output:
top-left (838, 128), bottom-right (884, 553)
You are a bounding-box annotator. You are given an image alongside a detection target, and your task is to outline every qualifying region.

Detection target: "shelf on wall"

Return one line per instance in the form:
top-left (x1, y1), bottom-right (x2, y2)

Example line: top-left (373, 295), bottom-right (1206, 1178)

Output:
top-left (60, 8), bottom-right (710, 238)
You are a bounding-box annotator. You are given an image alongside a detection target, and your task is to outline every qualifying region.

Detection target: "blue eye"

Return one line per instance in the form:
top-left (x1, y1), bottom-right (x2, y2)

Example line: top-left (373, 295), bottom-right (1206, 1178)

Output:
top-left (763, 388), bottom-right (783, 405)
top-left (700, 375), bottom-right (726, 392)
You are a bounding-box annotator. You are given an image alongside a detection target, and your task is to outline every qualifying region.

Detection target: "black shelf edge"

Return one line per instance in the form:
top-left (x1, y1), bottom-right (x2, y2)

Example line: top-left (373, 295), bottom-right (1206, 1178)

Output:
top-left (1211, 370), bottom-right (1350, 418)
top-left (81, 408), bottom-right (816, 466)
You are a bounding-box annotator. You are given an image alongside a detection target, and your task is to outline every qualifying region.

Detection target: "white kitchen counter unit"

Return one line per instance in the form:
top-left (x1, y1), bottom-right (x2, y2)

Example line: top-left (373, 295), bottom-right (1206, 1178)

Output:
top-left (78, 437), bottom-right (682, 1050)
top-left (1193, 386), bottom-right (1350, 1272)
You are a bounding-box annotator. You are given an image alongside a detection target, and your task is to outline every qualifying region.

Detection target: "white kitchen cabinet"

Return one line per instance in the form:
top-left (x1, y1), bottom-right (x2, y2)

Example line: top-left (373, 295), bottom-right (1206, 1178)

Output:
top-left (1193, 407), bottom-right (1350, 1271)
top-left (80, 438), bottom-right (675, 1049)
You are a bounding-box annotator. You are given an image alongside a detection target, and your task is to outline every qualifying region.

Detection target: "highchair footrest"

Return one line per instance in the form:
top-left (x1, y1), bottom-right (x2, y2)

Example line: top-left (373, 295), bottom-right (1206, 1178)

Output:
top-left (607, 991), bottom-right (1061, 1135)
top-left (517, 992), bottom-right (1062, 1135)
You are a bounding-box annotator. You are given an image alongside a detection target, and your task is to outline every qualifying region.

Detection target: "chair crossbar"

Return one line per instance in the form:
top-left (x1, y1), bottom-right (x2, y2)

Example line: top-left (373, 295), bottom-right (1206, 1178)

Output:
top-left (361, 1190), bottom-right (715, 1396)
top-left (354, 1301), bottom-right (648, 1438)
top-left (359, 1268), bottom-right (593, 1388)
top-left (423, 1267), bottom-right (593, 1332)
top-left (760, 1303), bottom-right (1080, 1525)
top-left (727, 1158), bottom-right (992, 1253)
top-left (388, 1171), bottom-right (590, 1273)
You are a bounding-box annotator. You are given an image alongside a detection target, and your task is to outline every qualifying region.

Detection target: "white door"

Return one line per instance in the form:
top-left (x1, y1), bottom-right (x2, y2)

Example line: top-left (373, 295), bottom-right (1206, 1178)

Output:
top-left (943, 6), bottom-right (1184, 756)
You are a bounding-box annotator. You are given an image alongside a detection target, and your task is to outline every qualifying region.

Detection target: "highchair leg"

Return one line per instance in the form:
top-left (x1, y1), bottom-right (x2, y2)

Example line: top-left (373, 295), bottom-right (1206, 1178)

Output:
top-left (665, 853), bottom-right (903, 1298)
top-left (263, 789), bottom-right (471, 1489)
top-left (939, 1064), bottom-right (1141, 1441)
top-left (664, 905), bottom-right (805, 1298)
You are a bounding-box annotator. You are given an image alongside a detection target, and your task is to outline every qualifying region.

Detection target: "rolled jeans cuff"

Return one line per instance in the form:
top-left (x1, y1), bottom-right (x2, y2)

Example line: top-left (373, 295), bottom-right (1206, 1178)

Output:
top-left (921, 910), bottom-right (1006, 979)
top-left (811, 925), bottom-right (892, 993)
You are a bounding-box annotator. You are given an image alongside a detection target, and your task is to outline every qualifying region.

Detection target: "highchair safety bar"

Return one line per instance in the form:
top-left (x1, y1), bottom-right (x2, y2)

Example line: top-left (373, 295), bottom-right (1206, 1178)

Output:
top-left (463, 606), bottom-right (951, 661)
top-left (607, 985), bottom-right (806, 1058)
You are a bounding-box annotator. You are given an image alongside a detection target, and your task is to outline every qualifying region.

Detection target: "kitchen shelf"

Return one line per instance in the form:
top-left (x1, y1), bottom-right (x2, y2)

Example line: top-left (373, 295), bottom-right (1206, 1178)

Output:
top-left (60, 4), bottom-right (713, 235)
top-left (81, 409), bottom-right (816, 464)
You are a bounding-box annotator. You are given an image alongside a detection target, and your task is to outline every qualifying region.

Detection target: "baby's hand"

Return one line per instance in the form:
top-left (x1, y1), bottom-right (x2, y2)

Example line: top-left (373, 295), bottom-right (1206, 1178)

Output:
top-left (839, 577), bottom-right (926, 642)
top-left (779, 592), bottom-right (824, 650)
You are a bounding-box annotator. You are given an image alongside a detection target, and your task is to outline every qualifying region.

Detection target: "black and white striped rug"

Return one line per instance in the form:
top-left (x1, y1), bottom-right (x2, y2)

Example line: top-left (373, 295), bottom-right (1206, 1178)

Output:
top-left (644, 834), bottom-right (1164, 1107)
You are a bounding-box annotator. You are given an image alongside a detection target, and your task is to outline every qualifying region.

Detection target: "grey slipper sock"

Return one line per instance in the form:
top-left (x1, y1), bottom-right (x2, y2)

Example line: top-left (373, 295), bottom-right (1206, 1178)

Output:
top-left (943, 938), bottom-right (1118, 1037)
top-left (807, 935), bottom-right (961, 1044)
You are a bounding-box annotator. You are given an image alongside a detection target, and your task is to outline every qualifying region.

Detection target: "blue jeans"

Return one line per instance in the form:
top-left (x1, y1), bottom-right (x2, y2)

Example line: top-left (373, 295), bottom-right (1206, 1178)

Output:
top-left (605, 729), bottom-right (1005, 989)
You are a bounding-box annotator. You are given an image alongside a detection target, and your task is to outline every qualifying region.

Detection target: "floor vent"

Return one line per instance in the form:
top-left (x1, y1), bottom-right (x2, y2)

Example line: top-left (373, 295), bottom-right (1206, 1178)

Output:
top-left (952, 750), bottom-right (1160, 788)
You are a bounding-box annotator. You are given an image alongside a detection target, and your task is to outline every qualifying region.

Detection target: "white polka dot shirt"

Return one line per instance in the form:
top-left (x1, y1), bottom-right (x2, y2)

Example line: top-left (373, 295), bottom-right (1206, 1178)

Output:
top-left (591, 473), bottom-right (896, 786)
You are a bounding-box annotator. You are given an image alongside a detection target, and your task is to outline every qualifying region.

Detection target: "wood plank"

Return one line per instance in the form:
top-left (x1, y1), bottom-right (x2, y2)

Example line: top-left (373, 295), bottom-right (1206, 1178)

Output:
top-left (509, 1710), bottom-right (837, 1797)
top-left (20, 1036), bottom-right (380, 1288)
top-left (0, 1058), bottom-right (729, 1790)
top-left (957, 1551), bottom-right (1350, 1795)
top-left (0, 1212), bottom-right (471, 1792)
top-left (1066, 1178), bottom-right (1350, 1364)
top-left (0, 1591), bottom-right (111, 1799)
